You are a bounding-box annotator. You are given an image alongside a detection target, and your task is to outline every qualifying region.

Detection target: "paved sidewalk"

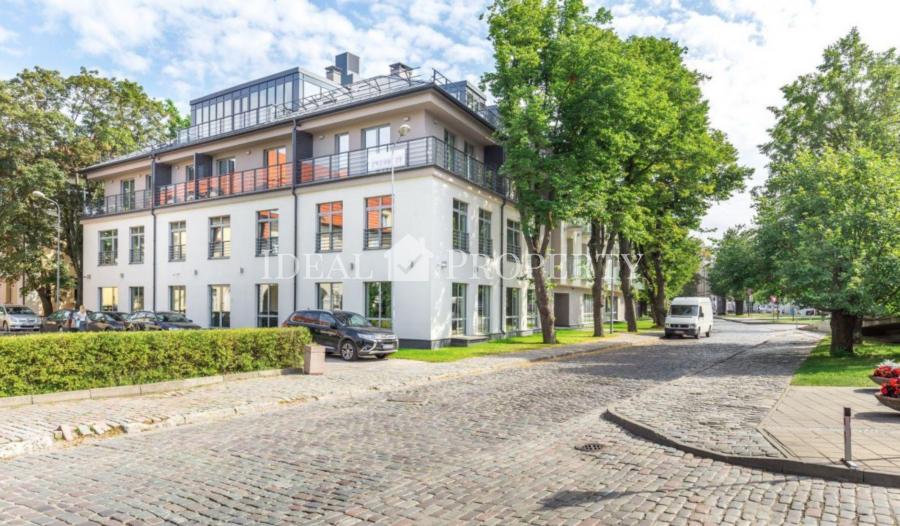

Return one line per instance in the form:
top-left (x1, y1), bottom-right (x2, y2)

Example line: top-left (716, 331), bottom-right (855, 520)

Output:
top-left (0, 336), bottom-right (630, 460)
top-left (610, 328), bottom-right (823, 457)
top-left (763, 386), bottom-right (900, 473)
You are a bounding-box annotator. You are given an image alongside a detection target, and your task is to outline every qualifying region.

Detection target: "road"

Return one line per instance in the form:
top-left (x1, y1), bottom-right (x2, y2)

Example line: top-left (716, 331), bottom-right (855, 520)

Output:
top-left (1, 321), bottom-right (898, 524)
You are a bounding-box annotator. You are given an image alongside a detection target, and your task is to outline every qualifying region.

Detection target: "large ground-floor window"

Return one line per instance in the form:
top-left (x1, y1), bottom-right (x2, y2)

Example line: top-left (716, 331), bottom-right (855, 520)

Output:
top-left (505, 287), bottom-right (520, 333)
top-left (316, 282), bottom-right (343, 311)
top-left (130, 286), bottom-right (144, 312)
top-left (210, 285), bottom-right (231, 328)
top-left (477, 285), bottom-right (491, 335)
top-left (169, 286), bottom-right (186, 314)
top-left (526, 288), bottom-right (538, 329)
top-left (583, 293), bottom-right (594, 323)
top-left (99, 287), bottom-right (118, 312)
top-left (365, 281), bottom-right (392, 329)
top-left (451, 283), bottom-right (467, 335)
top-left (256, 284), bottom-right (278, 327)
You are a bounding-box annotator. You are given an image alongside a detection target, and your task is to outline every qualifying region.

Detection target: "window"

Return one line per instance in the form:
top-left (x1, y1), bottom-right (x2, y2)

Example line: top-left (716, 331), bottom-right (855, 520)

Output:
top-left (169, 286), bottom-right (186, 314)
top-left (451, 283), bottom-right (467, 335)
top-left (334, 133), bottom-right (350, 176)
top-left (505, 287), bottom-right (520, 332)
top-left (264, 147), bottom-right (287, 185)
top-left (365, 282), bottom-right (392, 328)
top-left (478, 209), bottom-right (493, 256)
top-left (317, 202), bottom-right (343, 252)
top-left (209, 216), bottom-right (231, 259)
top-left (583, 294), bottom-right (594, 323)
top-left (216, 158), bottom-right (235, 176)
top-left (185, 165), bottom-right (195, 183)
top-left (98, 229), bottom-right (118, 265)
top-left (169, 221), bottom-right (186, 262)
top-left (364, 196), bottom-right (392, 249)
top-left (362, 124), bottom-right (391, 149)
top-left (130, 286), bottom-right (144, 312)
top-left (506, 220), bottom-right (522, 262)
top-left (452, 199), bottom-right (469, 252)
top-left (256, 284), bottom-right (278, 327)
top-left (209, 285), bottom-right (231, 328)
top-left (256, 210), bottom-right (279, 256)
top-left (527, 288), bottom-right (538, 329)
top-left (477, 285), bottom-right (492, 335)
top-left (129, 226), bottom-right (144, 264)
top-left (316, 283), bottom-right (343, 311)
top-left (99, 287), bottom-right (118, 312)
top-left (121, 179), bottom-right (136, 210)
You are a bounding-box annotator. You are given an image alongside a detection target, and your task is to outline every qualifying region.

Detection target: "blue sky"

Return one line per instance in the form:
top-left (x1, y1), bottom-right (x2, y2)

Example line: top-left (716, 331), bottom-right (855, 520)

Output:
top-left (1, 0), bottom-right (898, 236)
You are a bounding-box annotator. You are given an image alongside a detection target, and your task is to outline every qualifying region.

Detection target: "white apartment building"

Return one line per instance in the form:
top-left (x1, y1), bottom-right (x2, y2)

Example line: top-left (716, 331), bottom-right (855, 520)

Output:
top-left (81, 53), bottom-right (623, 348)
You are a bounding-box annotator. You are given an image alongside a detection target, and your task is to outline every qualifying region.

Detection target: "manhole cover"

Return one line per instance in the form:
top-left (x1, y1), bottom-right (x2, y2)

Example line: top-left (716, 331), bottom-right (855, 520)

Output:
top-left (575, 443), bottom-right (605, 453)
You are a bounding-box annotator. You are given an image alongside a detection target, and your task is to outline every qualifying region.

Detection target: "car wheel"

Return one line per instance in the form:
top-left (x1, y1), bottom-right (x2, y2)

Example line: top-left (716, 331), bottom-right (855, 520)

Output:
top-left (339, 339), bottom-right (359, 361)
top-left (376, 354), bottom-right (389, 360)
top-left (695, 328), bottom-right (701, 339)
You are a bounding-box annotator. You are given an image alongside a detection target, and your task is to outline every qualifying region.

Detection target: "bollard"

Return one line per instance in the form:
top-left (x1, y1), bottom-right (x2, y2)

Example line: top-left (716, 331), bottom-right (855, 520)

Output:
top-left (842, 406), bottom-right (858, 468)
top-left (303, 344), bottom-right (326, 376)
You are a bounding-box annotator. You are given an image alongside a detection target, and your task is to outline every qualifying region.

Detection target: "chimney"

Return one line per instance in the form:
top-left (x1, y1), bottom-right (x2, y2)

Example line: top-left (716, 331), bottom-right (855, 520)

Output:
top-left (334, 52), bottom-right (360, 86)
top-left (389, 62), bottom-right (413, 79)
top-left (325, 65), bottom-right (342, 84)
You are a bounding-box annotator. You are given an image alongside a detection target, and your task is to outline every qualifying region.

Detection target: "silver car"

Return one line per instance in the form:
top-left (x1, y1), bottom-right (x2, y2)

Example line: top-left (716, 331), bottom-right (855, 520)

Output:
top-left (0, 304), bottom-right (41, 332)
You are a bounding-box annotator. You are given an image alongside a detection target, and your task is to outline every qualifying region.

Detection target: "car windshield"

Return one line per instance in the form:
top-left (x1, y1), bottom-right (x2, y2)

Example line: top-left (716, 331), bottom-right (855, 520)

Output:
top-left (6, 306), bottom-right (35, 315)
top-left (334, 312), bottom-right (372, 327)
top-left (158, 313), bottom-right (188, 323)
top-left (670, 305), bottom-right (699, 316)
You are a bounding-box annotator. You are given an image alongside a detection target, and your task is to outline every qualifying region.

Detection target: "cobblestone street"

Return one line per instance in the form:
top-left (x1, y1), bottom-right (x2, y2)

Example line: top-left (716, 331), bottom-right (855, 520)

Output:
top-left (2, 321), bottom-right (899, 525)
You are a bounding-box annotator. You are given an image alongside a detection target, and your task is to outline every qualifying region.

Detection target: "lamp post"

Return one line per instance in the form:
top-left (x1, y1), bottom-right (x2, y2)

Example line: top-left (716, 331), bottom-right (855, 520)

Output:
top-left (32, 191), bottom-right (61, 310)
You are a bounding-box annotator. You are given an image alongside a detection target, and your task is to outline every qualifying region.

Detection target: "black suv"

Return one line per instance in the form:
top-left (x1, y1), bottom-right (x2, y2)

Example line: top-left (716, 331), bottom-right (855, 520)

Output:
top-left (283, 310), bottom-right (399, 361)
top-left (125, 311), bottom-right (201, 331)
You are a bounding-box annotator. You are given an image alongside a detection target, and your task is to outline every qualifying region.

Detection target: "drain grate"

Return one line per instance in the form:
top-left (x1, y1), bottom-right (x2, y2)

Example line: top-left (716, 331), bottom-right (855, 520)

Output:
top-left (575, 442), bottom-right (605, 453)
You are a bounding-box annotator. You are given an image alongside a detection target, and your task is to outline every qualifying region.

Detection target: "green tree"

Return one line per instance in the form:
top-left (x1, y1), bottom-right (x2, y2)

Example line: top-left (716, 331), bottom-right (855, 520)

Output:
top-left (0, 67), bottom-right (184, 311)
top-left (483, 0), bottom-right (615, 343)
top-left (757, 29), bottom-right (900, 354)
top-left (708, 226), bottom-right (756, 314)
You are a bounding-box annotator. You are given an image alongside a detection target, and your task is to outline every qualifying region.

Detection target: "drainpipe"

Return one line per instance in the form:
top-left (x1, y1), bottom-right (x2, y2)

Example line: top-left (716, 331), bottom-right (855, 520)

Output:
top-left (499, 198), bottom-right (506, 336)
top-left (291, 118), bottom-right (299, 312)
top-left (150, 154), bottom-right (158, 311)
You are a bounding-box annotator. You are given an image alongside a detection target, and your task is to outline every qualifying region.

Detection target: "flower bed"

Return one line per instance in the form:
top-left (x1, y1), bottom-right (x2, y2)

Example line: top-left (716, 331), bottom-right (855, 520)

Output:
top-left (876, 378), bottom-right (900, 411)
top-left (870, 361), bottom-right (900, 385)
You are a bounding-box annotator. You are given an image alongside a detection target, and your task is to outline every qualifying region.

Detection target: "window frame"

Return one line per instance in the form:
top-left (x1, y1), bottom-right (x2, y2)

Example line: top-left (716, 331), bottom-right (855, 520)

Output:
top-left (452, 199), bottom-right (469, 252)
top-left (364, 281), bottom-right (392, 329)
top-left (316, 282), bottom-right (344, 311)
top-left (316, 201), bottom-right (343, 253)
top-left (208, 216), bottom-right (231, 259)
top-left (256, 283), bottom-right (279, 328)
top-left (98, 229), bottom-right (118, 266)
top-left (256, 210), bottom-right (279, 256)
top-left (451, 283), bottom-right (467, 336)
top-left (363, 196), bottom-right (393, 250)
top-left (209, 284), bottom-right (231, 328)
top-left (169, 285), bottom-right (186, 314)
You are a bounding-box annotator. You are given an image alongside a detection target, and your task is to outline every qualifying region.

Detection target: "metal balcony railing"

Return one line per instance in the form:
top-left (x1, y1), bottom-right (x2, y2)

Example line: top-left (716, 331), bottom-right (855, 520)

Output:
top-left (129, 248), bottom-right (144, 264)
top-left (209, 240), bottom-right (231, 259)
top-left (255, 237), bottom-right (279, 256)
top-left (478, 236), bottom-right (493, 257)
top-left (169, 245), bottom-right (186, 262)
top-left (84, 190), bottom-right (151, 217)
top-left (157, 163), bottom-right (292, 207)
top-left (98, 250), bottom-right (117, 266)
top-left (316, 232), bottom-right (343, 252)
top-left (364, 229), bottom-right (392, 250)
top-left (452, 230), bottom-right (469, 252)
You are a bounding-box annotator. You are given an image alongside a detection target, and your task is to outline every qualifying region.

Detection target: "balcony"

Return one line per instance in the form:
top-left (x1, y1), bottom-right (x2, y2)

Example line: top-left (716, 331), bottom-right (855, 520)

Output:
top-left (452, 230), bottom-right (470, 252)
top-left (209, 240), bottom-right (231, 259)
top-left (84, 190), bottom-right (151, 216)
top-left (157, 163), bottom-right (292, 207)
top-left (364, 228), bottom-right (392, 250)
top-left (169, 245), bottom-right (186, 262)
top-left (255, 237), bottom-right (279, 256)
top-left (316, 232), bottom-right (343, 253)
top-left (98, 250), bottom-right (117, 266)
top-left (299, 136), bottom-right (509, 196)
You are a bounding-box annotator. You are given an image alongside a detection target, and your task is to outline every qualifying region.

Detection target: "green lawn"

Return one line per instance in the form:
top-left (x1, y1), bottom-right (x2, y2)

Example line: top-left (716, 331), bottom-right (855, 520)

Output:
top-left (391, 319), bottom-right (654, 363)
top-left (791, 338), bottom-right (900, 386)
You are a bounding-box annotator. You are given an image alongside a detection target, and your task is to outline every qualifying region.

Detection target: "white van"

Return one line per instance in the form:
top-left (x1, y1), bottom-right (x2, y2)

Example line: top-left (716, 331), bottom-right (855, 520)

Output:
top-left (664, 297), bottom-right (713, 339)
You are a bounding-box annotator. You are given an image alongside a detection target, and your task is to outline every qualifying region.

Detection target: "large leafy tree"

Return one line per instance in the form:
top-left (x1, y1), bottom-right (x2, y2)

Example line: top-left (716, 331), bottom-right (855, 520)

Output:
top-left (757, 29), bottom-right (900, 354)
top-left (484, 0), bottom-right (615, 343)
top-left (0, 67), bottom-right (185, 312)
top-left (708, 226), bottom-right (757, 314)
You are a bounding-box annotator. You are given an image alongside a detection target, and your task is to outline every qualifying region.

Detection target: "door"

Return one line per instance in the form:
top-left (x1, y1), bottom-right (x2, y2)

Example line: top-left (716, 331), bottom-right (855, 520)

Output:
top-left (317, 311), bottom-right (340, 348)
top-left (264, 146), bottom-right (287, 187)
top-left (334, 133), bottom-right (350, 178)
top-left (554, 293), bottom-right (570, 326)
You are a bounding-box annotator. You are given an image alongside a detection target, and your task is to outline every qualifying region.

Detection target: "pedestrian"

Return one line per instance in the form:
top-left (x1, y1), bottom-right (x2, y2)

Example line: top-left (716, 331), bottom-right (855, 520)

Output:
top-left (75, 305), bottom-right (87, 332)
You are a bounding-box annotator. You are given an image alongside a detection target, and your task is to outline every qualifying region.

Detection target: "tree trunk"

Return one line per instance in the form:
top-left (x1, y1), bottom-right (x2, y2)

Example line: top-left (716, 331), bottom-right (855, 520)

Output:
top-left (735, 299), bottom-right (744, 316)
top-left (588, 220), bottom-right (612, 337)
top-left (617, 233), bottom-right (637, 332)
top-left (37, 285), bottom-right (54, 316)
top-left (853, 316), bottom-right (864, 344)
top-left (643, 250), bottom-right (667, 327)
top-left (527, 227), bottom-right (556, 344)
top-left (830, 310), bottom-right (858, 355)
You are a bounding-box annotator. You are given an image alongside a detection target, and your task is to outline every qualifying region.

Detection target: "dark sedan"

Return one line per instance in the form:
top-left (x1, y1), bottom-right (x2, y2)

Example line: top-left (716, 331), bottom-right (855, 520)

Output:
top-left (126, 311), bottom-right (201, 331)
top-left (282, 309), bottom-right (398, 361)
top-left (85, 311), bottom-right (127, 331)
top-left (41, 309), bottom-right (75, 332)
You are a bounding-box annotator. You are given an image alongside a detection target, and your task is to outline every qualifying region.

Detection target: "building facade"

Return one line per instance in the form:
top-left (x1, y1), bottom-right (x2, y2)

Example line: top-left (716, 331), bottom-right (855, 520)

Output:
top-left (81, 53), bottom-right (622, 348)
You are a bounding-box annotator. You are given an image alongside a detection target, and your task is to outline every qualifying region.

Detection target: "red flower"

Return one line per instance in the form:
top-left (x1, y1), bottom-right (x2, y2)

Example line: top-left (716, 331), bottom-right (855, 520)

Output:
top-left (882, 378), bottom-right (900, 398)
top-left (875, 365), bottom-right (894, 378)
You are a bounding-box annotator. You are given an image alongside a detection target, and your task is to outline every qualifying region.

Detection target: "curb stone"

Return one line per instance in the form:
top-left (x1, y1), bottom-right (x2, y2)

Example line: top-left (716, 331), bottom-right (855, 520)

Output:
top-left (0, 339), bottom-right (634, 461)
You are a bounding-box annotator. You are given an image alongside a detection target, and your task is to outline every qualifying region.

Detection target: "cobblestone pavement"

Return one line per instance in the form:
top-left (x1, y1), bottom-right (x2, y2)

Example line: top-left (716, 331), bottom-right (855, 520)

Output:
top-left (0, 338), bottom-right (628, 459)
top-left (2, 321), bottom-right (899, 524)
top-left (612, 328), bottom-right (823, 457)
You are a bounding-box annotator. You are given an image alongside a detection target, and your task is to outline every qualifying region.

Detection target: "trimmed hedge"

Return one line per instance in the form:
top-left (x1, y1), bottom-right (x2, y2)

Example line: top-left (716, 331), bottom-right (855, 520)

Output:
top-left (0, 327), bottom-right (311, 397)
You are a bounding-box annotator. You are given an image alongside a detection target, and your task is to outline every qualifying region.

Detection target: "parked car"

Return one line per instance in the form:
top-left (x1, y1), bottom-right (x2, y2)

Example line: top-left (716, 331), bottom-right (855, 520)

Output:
top-left (41, 309), bottom-right (76, 332)
top-left (282, 309), bottom-right (399, 361)
top-left (85, 311), bottom-right (127, 331)
top-left (664, 297), bottom-right (714, 339)
top-left (0, 304), bottom-right (41, 332)
top-left (126, 311), bottom-right (201, 331)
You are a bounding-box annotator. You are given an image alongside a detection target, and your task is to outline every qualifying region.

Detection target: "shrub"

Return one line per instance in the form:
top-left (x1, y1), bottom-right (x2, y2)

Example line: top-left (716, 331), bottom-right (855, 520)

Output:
top-left (0, 327), bottom-right (310, 397)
